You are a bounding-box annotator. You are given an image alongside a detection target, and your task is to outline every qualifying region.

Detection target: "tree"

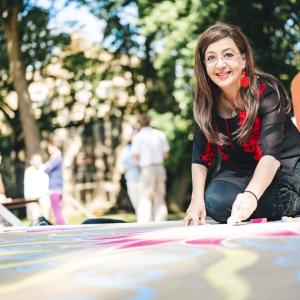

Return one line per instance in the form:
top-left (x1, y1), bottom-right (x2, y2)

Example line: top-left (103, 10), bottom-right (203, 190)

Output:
top-left (1, 0), bottom-right (41, 158)
top-left (0, 0), bottom-right (70, 197)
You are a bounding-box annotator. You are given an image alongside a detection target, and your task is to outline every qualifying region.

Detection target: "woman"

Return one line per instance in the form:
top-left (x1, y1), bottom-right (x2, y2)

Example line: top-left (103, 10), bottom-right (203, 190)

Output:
top-left (45, 137), bottom-right (66, 225)
top-left (185, 23), bottom-right (300, 225)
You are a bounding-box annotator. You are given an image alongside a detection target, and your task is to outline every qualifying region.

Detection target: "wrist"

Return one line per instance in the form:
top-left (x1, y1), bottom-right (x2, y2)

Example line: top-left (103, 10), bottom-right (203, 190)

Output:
top-left (191, 193), bottom-right (204, 202)
top-left (244, 190), bottom-right (259, 201)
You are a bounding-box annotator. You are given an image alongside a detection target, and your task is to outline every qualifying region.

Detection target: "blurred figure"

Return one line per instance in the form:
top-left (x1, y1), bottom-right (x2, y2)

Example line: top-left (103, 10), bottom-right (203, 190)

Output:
top-left (45, 137), bottom-right (66, 225)
top-left (0, 155), bottom-right (20, 227)
top-left (0, 160), bottom-right (9, 205)
top-left (291, 71), bottom-right (300, 130)
top-left (0, 183), bottom-right (12, 227)
top-left (120, 126), bottom-right (140, 213)
top-left (131, 114), bottom-right (170, 223)
top-left (24, 154), bottom-right (50, 224)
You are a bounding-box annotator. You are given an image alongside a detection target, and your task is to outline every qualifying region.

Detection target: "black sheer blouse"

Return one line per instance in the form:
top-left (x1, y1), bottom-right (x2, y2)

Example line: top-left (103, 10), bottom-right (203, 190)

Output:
top-left (192, 82), bottom-right (300, 189)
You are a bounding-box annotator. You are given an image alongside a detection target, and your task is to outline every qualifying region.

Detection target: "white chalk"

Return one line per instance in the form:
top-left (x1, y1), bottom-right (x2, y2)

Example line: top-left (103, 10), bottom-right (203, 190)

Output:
top-left (227, 216), bottom-right (240, 226)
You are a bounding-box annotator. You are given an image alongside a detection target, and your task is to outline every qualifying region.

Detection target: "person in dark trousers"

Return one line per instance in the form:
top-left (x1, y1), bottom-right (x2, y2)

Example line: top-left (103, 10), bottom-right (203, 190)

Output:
top-left (185, 23), bottom-right (300, 225)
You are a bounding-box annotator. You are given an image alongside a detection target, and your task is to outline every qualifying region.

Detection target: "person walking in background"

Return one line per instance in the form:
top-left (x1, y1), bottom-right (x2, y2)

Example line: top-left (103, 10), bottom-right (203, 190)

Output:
top-left (120, 126), bottom-right (140, 214)
top-left (45, 137), bottom-right (66, 225)
top-left (24, 154), bottom-right (50, 224)
top-left (0, 161), bottom-right (15, 226)
top-left (131, 114), bottom-right (170, 223)
top-left (185, 23), bottom-right (300, 226)
top-left (0, 155), bottom-right (9, 205)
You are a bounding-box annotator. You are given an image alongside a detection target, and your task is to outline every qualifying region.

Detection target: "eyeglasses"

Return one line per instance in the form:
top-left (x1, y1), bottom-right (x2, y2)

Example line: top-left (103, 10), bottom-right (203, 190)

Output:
top-left (204, 51), bottom-right (241, 65)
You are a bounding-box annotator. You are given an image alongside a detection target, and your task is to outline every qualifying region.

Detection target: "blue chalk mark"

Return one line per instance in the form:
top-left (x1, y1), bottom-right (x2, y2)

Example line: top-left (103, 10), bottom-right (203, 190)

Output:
top-left (274, 255), bottom-right (300, 267)
top-left (129, 287), bottom-right (155, 300)
top-left (296, 272), bottom-right (300, 283)
top-left (238, 238), bottom-right (300, 252)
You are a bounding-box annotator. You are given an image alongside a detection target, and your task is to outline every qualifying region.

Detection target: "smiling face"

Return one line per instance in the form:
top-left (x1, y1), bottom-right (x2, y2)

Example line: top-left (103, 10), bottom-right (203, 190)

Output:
top-left (204, 37), bottom-right (246, 92)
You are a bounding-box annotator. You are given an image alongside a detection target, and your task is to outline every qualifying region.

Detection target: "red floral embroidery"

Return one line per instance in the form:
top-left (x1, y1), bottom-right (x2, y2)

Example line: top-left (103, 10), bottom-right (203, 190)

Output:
top-left (259, 83), bottom-right (267, 97)
top-left (238, 111), bottom-right (262, 161)
top-left (201, 143), bottom-right (217, 166)
top-left (218, 145), bottom-right (229, 161)
top-left (253, 145), bottom-right (262, 161)
top-left (238, 111), bottom-right (247, 126)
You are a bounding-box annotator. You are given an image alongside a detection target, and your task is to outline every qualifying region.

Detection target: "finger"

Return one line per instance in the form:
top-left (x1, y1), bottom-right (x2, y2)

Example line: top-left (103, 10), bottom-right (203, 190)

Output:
top-left (184, 216), bottom-right (191, 226)
top-left (231, 199), bottom-right (241, 213)
top-left (200, 214), bottom-right (206, 225)
top-left (185, 216), bottom-right (196, 226)
top-left (239, 208), bottom-right (252, 221)
top-left (231, 207), bottom-right (243, 223)
top-left (191, 218), bottom-right (200, 226)
top-left (230, 205), bottom-right (240, 219)
top-left (231, 197), bottom-right (242, 218)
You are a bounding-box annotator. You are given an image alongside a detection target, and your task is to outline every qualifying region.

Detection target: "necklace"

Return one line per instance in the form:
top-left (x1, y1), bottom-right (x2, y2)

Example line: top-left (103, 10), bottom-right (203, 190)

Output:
top-left (221, 93), bottom-right (239, 118)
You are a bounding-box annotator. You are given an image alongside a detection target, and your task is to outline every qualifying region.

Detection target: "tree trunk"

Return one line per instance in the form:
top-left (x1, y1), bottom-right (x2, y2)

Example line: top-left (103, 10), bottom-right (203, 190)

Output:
top-left (167, 166), bottom-right (191, 213)
top-left (2, 0), bottom-right (41, 159)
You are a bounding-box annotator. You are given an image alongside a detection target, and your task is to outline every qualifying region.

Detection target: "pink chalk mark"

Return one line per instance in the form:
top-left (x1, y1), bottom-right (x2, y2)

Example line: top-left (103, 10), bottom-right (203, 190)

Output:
top-left (88, 234), bottom-right (138, 241)
top-left (27, 228), bottom-right (53, 232)
top-left (250, 218), bottom-right (267, 223)
top-left (95, 238), bottom-right (138, 245)
top-left (257, 230), bottom-right (299, 237)
top-left (119, 239), bottom-right (177, 249)
top-left (186, 238), bottom-right (223, 246)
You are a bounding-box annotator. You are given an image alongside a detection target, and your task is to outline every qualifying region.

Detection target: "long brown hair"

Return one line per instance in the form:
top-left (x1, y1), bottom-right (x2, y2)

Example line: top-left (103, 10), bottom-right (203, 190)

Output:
top-left (194, 23), bottom-right (290, 145)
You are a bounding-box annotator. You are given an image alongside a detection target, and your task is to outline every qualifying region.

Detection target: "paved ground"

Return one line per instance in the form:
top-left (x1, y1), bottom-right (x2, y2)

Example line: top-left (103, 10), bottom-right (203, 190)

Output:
top-left (1, 218), bottom-right (300, 300)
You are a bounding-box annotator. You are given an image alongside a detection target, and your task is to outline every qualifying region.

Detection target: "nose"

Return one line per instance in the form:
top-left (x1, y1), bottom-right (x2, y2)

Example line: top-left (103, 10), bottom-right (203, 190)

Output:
top-left (215, 56), bottom-right (226, 68)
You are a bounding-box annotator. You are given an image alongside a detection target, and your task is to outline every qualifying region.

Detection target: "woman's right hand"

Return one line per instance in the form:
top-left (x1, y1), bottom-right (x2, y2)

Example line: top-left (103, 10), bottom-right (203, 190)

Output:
top-left (184, 197), bottom-right (206, 226)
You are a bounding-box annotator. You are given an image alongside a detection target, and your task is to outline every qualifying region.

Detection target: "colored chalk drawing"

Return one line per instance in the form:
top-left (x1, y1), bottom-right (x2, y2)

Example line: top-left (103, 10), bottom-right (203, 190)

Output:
top-left (0, 221), bottom-right (300, 299)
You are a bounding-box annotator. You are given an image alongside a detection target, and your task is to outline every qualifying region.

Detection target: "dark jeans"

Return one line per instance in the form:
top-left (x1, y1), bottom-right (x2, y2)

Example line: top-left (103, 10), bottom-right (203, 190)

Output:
top-left (205, 161), bottom-right (300, 223)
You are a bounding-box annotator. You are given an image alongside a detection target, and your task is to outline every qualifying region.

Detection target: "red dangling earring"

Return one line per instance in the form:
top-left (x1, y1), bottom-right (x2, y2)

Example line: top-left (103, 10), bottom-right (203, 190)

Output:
top-left (240, 69), bottom-right (250, 88)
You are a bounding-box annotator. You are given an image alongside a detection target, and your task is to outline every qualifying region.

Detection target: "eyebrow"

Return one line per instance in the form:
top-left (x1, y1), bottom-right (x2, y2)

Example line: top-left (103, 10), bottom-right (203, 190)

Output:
top-left (205, 48), bottom-right (236, 55)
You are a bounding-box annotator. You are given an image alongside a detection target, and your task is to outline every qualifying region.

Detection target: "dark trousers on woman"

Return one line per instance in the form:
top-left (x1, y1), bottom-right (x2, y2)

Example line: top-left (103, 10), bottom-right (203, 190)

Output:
top-left (205, 161), bottom-right (300, 223)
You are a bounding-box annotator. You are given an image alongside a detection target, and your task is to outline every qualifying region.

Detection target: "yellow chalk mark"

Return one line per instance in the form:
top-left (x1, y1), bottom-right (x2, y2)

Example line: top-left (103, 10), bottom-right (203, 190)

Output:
top-left (204, 248), bottom-right (258, 300)
top-left (0, 248), bottom-right (112, 295)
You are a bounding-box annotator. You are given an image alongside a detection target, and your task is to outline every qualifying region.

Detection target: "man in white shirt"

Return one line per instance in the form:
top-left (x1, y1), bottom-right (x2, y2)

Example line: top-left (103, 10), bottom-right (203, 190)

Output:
top-left (131, 114), bottom-right (169, 223)
top-left (24, 154), bottom-right (50, 224)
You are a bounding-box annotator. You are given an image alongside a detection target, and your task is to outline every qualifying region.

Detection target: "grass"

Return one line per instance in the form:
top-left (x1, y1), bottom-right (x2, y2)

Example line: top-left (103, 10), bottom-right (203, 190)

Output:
top-left (67, 212), bottom-right (184, 225)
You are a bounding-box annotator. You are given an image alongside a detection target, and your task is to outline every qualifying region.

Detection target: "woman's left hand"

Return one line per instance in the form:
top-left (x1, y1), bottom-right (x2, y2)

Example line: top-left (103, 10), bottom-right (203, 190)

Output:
top-left (230, 192), bottom-right (258, 222)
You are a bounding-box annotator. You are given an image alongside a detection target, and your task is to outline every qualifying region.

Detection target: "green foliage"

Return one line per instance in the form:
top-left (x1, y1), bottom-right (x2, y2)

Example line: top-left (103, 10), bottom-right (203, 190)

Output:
top-left (0, 3), bottom-right (71, 152)
top-left (21, 6), bottom-right (70, 72)
top-left (221, 0), bottom-right (300, 86)
top-left (0, 1), bottom-right (71, 195)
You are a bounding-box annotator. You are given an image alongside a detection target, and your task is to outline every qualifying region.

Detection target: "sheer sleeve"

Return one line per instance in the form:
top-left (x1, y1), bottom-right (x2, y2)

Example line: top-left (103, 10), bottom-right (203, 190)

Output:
top-left (192, 123), bottom-right (217, 167)
top-left (259, 85), bottom-right (285, 161)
